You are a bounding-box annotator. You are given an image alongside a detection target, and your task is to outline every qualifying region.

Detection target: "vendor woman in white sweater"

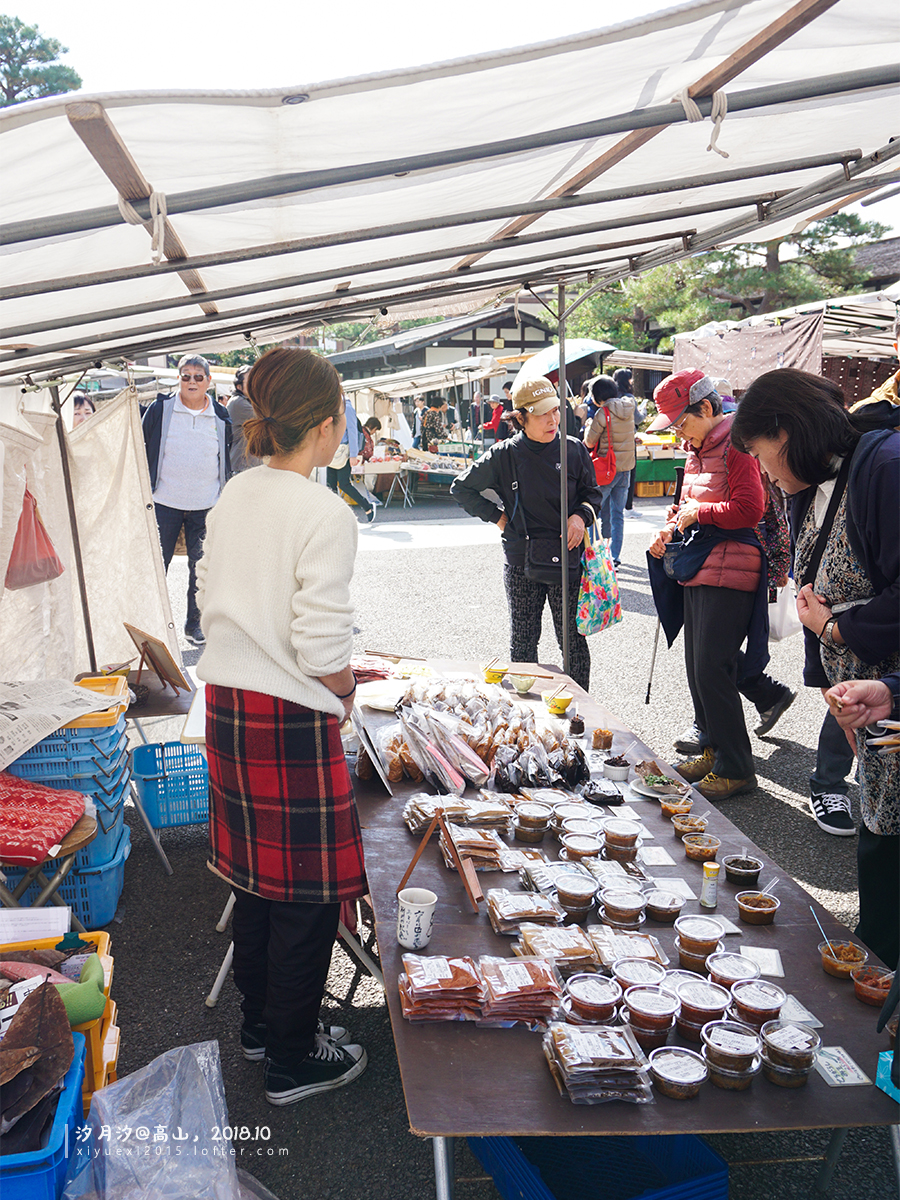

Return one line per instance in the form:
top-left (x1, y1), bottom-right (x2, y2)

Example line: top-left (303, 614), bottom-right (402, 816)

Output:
top-left (196, 347), bottom-right (368, 1107)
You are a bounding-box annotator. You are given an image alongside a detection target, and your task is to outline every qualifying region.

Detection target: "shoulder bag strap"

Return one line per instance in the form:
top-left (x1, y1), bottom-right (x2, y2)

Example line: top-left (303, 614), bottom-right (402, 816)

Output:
top-left (799, 455), bottom-right (852, 590)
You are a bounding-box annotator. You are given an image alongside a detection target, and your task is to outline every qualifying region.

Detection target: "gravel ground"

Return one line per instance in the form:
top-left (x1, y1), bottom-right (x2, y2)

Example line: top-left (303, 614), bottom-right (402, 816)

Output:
top-left (108, 493), bottom-right (896, 1200)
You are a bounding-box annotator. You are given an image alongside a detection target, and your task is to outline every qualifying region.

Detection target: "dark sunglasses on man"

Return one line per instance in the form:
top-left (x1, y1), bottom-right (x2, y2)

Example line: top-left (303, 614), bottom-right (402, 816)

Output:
top-left (180, 373), bottom-right (208, 382)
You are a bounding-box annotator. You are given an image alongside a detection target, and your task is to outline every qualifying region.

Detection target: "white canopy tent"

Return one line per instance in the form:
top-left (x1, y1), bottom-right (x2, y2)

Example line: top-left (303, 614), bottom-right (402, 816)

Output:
top-left (1, 0), bottom-right (898, 679)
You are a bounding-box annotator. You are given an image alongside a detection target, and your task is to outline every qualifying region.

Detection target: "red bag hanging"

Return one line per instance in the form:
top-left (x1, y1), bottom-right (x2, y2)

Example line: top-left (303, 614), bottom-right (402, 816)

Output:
top-left (589, 407), bottom-right (617, 485)
top-left (4, 487), bottom-right (65, 590)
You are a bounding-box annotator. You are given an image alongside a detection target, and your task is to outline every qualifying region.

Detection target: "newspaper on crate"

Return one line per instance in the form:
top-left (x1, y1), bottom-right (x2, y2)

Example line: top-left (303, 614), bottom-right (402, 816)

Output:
top-left (0, 680), bottom-right (123, 772)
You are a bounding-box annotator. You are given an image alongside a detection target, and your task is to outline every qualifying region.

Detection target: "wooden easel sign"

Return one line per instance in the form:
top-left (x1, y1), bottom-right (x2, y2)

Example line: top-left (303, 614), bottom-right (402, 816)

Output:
top-left (396, 809), bottom-right (482, 913)
top-left (123, 622), bottom-right (191, 694)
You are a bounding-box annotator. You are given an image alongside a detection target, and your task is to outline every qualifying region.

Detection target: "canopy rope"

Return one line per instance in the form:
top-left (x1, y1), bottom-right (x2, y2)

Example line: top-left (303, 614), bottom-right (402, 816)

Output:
top-left (116, 191), bottom-right (168, 263)
top-left (674, 88), bottom-right (730, 159)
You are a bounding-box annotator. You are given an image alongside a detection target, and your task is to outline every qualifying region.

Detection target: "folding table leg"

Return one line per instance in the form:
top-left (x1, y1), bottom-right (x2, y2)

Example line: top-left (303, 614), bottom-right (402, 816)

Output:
top-left (205, 940), bottom-right (234, 1008)
top-left (337, 921), bottom-right (385, 988)
top-left (891, 1124), bottom-right (900, 1194)
top-left (128, 780), bottom-right (173, 875)
top-left (432, 1136), bottom-right (454, 1200)
top-left (815, 1127), bottom-right (848, 1193)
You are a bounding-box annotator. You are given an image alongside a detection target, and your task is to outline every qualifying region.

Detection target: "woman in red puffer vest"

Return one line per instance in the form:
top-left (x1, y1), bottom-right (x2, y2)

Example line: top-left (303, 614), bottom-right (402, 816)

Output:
top-left (648, 371), bottom-right (765, 801)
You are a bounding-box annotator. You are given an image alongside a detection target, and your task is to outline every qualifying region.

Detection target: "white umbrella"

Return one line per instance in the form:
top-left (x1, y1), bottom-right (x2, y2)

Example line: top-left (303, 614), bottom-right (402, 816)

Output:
top-left (513, 339), bottom-right (616, 388)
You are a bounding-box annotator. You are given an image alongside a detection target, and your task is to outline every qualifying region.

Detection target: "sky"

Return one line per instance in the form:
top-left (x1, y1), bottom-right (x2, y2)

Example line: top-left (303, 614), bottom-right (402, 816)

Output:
top-left (9, 0), bottom-right (899, 238)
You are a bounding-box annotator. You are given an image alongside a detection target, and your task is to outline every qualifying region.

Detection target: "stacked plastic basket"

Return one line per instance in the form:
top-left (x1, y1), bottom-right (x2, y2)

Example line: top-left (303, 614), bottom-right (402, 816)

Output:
top-left (4, 711), bottom-right (131, 927)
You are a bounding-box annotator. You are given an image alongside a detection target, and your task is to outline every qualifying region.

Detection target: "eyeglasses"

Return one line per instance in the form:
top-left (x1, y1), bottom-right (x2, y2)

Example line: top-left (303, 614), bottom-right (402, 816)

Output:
top-left (672, 411), bottom-right (691, 432)
top-left (180, 373), bottom-right (208, 382)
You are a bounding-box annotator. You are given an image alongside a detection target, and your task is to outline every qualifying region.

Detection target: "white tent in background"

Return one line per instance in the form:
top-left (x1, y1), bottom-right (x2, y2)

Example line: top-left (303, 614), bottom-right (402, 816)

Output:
top-left (1, 0), bottom-right (898, 677)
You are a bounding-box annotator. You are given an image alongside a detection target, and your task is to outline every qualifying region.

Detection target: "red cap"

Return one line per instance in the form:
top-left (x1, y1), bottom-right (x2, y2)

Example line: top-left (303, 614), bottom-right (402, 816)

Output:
top-left (647, 370), bottom-right (717, 432)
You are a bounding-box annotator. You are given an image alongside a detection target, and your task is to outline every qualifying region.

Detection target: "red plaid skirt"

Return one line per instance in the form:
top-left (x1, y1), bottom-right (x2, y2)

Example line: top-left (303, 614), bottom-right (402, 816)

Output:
top-left (205, 685), bottom-right (366, 903)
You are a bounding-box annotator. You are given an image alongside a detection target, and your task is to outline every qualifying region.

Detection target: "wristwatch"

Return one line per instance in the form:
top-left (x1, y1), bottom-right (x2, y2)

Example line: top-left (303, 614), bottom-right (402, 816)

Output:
top-left (819, 616), bottom-right (846, 653)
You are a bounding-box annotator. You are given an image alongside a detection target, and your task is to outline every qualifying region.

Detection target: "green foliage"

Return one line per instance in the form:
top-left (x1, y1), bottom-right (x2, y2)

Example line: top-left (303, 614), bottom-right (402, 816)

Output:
top-left (563, 214), bottom-right (890, 351)
top-left (0, 15), bottom-right (81, 106)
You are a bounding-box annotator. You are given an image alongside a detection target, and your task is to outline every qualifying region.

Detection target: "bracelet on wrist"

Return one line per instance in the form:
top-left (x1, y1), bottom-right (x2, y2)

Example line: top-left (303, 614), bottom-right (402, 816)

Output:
top-left (335, 671), bottom-right (357, 699)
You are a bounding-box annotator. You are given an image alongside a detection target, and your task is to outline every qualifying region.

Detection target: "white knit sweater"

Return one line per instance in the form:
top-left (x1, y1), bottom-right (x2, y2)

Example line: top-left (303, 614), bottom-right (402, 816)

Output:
top-left (195, 466), bottom-right (358, 718)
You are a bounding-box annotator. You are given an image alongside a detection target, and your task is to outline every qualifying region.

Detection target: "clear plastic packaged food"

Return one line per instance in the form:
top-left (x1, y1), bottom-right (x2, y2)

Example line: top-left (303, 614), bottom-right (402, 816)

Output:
top-left (649, 1047), bottom-right (707, 1098)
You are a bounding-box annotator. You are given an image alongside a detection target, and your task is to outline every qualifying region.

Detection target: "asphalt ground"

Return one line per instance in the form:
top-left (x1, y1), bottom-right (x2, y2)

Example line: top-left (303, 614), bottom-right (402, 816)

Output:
top-left (108, 492), bottom-right (897, 1200)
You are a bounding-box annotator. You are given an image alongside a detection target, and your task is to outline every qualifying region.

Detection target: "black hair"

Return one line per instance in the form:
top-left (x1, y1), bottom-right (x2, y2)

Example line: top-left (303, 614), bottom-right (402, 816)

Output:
top-left (590, 375), bottom-right (618, 403)
top-left (363, 416), bottom-right (381, 432)
top-left (234, 365), bottom-right (251, 389)
top-left (73, 392), bottom-right (95, 412)
top-left (731, 369), bottom-right (860, 488)
top-left (613, 369), bottom-right (633, 396)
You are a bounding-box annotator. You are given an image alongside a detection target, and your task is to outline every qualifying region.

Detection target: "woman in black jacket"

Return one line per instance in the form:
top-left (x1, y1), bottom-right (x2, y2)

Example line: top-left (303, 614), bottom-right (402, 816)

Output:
top-left (450, 377), bottom-right (604, 690)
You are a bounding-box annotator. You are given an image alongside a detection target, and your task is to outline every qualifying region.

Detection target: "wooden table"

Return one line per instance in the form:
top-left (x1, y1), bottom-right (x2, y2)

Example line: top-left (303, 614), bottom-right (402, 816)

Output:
top-left (351, 661), bottom-right (897, 1199)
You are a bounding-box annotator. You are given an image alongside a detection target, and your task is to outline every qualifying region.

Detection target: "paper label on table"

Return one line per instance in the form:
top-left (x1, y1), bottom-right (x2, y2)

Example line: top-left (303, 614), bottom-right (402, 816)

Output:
top-left (615, 805), bottom-right (641, 820)
top-left (418, 958), bottom-right (453, 982)
top-left (638, 846), bottom-right (674, 866)
top-left (816, 1047), bottom-right (872, 1087)
top-left (661, 1054), bottom-right (706, 1082)
top-left (740, 946), bottom-right (784, 976)
top-left (0, 907), bottom-right (70, 943)
top-left (572, 1029), bottom-right (628, 1059)
top-left (779, 994), bottom-right (823, 1028)
top-left (709, 1028), bottom-right (758, 1054)
top-left (498, 962), bottom-right (535, 990)
top-left (660, 877), bottom-right (698, 901)
top-left (715, 916), bottom-right (742, 935)
top-left (767, 1024), bottom-right (815, 1052)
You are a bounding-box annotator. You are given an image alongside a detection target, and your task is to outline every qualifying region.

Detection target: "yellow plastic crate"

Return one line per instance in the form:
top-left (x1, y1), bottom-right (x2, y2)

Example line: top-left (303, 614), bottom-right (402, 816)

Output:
top-left (64, 676), bottom-right (129, 729)
top-left (78, 997), bottom-right (119, 1114)
top-left (0, 931), bottom-right (112, 992)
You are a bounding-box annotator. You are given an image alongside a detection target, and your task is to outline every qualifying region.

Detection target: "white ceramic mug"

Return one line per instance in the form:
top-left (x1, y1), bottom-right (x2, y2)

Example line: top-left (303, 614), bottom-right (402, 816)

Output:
top-left (397, 887), bottom-right (437, 950)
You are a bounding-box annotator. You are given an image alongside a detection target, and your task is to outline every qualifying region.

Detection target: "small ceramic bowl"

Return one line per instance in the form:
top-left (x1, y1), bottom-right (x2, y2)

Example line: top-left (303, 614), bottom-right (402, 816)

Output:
top-left (483, 666), bottom-right (507, 684)
top-left (603, 759), bottom-right (630, 782)
top-left (509, 674), bottom-right (536, 694)
top-left (544, 691), bottom-right (573, 715)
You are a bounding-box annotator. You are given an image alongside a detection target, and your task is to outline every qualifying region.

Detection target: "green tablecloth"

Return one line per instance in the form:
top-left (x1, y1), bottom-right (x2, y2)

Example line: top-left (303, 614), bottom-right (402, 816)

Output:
top-left (635, 457), bottom-right (680, 482)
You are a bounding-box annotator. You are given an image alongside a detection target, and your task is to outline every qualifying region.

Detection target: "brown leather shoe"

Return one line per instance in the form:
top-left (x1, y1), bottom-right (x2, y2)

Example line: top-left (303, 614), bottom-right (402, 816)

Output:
top-left (675, 748), bottom-right (715, 784)
top-left (696, 773), bottom-right (758, 800)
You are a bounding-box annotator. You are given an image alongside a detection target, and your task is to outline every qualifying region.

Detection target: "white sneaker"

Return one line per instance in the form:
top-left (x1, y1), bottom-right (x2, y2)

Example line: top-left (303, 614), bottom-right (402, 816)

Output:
top-left (809, 793), bottom-right (856, 837)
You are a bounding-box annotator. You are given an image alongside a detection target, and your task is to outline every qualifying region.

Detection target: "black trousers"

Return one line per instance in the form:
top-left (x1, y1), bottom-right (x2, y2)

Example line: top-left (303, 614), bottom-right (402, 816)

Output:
top-left (683, 585), bottom-right (755, 780)
top-left (856, 824), bottom-right (900, 969)
top-left (153, 503), bottom-right (208, 626)
top-left (231, 889), bottom-right (341, 1066)
top-left (327, 462), bottom-right (372, 515)
top-left (503, 563), bottom-right (590, 692)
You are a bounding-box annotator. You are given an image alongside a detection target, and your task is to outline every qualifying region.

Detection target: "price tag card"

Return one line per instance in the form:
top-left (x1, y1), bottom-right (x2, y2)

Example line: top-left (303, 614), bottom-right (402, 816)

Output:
top-left (715, 916), bottom-right (742, 935)
top-left (614, 805), bottom-right (641, 820)
top-left (779, 994), bottom-right (823, 1028)
top-left (659, 877), bottom-right (698, 901)
top-left (740, 946), bottom-right (784, 977)
top-left (638, 846), bottom-right (674, 866)
top-left (816, 1047), bottom-right (872, 1087)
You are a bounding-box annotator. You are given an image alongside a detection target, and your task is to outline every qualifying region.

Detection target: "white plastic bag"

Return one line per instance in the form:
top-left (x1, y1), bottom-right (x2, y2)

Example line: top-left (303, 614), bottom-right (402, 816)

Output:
top-left (62, 1041), bottom-right (277, 1200)
top-left (769, 585), bottom-right (802, 642)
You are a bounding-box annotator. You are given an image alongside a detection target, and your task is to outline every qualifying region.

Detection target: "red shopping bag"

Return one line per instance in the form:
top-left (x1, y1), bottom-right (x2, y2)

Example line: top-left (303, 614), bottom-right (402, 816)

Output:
top-left (4, 488), bottom-right (65, 590)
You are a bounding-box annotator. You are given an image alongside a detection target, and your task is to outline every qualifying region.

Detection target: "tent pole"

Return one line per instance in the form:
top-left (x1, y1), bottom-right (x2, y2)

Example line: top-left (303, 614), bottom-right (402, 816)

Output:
top-left (557, 282), bottom-right (570, 681)
top-left (49, 386), bottom-right (97, 673)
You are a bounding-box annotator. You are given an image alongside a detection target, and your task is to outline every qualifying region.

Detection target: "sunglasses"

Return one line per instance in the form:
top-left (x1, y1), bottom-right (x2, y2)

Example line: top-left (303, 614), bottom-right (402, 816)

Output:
top-left (180, 373), bottom-right (208, 382)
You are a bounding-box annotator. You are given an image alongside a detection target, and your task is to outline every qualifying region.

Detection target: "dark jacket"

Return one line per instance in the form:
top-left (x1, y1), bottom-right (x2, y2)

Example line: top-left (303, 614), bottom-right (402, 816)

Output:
top-left (142, 392), bottom-right (233, 496)
top-left (789, 429), bottom-right (899, 686)
top-left (450, 431), bottom-right (603, 568)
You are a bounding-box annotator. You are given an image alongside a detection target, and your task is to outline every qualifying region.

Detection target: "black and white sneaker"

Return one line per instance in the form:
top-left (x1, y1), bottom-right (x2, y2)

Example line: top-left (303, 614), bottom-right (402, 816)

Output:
top-left (809, 792), bottom-right (856, 837)
top-left (241, 1020), bottom-right (350, 1062)
top-left (673, 722), bottom-right (703, 755)
top-left (755, 688), bottom-right (796, 736)
top-left (264, 1041), bottom-right (367, 1106)
top-left (184, 620), bottom-right (205, 647)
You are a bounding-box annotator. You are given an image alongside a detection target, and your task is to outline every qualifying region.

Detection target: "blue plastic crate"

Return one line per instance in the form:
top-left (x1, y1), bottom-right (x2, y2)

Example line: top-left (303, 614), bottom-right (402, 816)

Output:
top-left (0, 1033), bottom-right (86, 1200)
top-left (2, 825), bottom-right (131, 928)
top-left (467, 1134), bottom-right (728, 1200)
top-left (131, 741), bottom-right (209, 828)
top-left (17, 716), bottom-right (127, 760)
top-left (14, 723), bottom-right (128, 772)
top-left (7, 741), bottom-right (129, 788)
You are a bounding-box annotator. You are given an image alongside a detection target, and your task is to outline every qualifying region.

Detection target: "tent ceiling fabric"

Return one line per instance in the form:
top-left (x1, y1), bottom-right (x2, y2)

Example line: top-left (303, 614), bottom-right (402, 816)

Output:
top-left (2, 0), bottom-right (898, 379)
